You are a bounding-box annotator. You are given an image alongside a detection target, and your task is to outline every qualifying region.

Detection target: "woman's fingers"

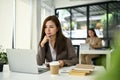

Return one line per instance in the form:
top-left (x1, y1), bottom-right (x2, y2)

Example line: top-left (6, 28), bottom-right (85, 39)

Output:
top-left (59, 60), bottom-right (64, 67)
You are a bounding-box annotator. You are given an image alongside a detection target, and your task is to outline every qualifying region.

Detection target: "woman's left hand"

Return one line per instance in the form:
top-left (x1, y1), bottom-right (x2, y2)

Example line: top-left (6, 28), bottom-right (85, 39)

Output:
top-left (59, 60), bottom-right (64, 67)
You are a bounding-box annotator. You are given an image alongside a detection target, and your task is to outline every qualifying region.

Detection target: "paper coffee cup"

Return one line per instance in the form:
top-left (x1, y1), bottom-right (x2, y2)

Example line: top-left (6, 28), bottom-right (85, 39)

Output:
top-left (49, 61), bottom-right (59, 75)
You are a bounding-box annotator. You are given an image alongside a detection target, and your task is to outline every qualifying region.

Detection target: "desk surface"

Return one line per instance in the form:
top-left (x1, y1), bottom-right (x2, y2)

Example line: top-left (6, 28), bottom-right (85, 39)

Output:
top-left (80, 49), bottom-right (112, 54)
top-left (79, 49), bottom-right (112, 69)
top-left (0, 65), bottom-right (105, 80)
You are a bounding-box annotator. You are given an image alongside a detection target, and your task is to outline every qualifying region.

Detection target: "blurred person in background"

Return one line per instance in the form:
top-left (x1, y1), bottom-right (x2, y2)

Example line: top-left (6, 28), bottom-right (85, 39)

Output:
top-left (81, 28), bottom-right (102, 64)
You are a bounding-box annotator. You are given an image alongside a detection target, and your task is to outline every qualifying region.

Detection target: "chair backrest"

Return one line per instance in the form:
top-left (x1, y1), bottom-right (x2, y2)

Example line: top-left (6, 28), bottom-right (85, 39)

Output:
top-left (73, 45), bottom-right (79, 58)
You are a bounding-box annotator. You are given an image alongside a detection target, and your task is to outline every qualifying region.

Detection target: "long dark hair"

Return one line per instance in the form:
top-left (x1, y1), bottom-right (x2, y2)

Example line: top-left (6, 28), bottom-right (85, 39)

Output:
top-left (87, 28), bottom-right (98, 37)
top-left (39, 15), bottom-right (67, 54)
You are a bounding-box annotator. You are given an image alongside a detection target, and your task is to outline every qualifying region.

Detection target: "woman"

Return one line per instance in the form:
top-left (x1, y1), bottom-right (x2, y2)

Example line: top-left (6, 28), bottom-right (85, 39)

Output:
top-left (81, 28), bottom-right (102, 64)
top-left (37, 15), bottom-right (78, 67)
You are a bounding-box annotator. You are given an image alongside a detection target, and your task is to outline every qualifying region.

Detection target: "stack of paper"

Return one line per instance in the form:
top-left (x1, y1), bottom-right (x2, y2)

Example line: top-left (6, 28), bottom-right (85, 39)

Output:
top-left (69, 64), bottom-right (95, 76)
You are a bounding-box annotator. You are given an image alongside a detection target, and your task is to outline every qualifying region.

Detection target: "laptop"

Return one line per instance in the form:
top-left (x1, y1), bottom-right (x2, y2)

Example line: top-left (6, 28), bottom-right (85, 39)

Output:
top-left (80, 43), bottom-right (91, 50)
top-left (6, 49), bottom-right (49, 74)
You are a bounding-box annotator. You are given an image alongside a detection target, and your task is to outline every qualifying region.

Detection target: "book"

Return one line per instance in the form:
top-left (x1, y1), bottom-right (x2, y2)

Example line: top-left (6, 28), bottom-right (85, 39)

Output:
top-left (69, 64), bottom-right (95, 76)
top-left (74, 64), bottom-right (95, 71)
top-left (69, 70), bottom-right (87, 76)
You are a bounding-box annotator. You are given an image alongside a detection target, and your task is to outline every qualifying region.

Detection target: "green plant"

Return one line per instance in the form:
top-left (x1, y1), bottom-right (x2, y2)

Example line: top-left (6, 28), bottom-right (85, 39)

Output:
top-left (95, 30), bottom-right (120, 80)
top-left (0, 52), bottom-right (8, 64)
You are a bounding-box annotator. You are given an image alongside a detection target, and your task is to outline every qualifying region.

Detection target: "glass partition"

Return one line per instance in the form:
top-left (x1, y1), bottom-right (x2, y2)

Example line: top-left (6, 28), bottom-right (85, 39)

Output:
top-left (71, 7), bottom-right (87, 38)
top-left (55, 1), bottom-right (120, 48)
top-left (57, 9), bottom-right (71, 38)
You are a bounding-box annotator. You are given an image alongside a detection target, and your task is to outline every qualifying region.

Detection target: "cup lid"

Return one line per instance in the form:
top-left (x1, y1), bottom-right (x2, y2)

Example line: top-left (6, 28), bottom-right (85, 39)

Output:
top-left (50, 61), bottom-right (59, 66)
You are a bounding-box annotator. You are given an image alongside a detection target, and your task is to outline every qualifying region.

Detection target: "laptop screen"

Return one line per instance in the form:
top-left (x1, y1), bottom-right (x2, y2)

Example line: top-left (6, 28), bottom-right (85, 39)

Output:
top-left (6, 49), bottom-right (41, 74)
top-left (80, 43), bottom-right (91, 50)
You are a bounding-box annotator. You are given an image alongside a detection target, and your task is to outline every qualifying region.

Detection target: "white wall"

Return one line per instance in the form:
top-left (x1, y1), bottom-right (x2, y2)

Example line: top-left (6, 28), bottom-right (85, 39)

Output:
top-left (0, 0), bottom-right (55, 52)
top-left (31, 0), bottom-right (37, 52)
top-left (0, 0), bottom-right (13, 49)
top-left (55, 0), bottom-right (111, 8)
top-left (15, 0), bottom-right (32, 49)
top-left (0, 0), bottom-right (37, 50)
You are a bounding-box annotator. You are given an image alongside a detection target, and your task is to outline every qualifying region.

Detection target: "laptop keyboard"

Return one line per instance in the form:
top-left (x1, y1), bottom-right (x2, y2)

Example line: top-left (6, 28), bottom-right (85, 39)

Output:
top-left (38, 68), bottom-right (49, 74)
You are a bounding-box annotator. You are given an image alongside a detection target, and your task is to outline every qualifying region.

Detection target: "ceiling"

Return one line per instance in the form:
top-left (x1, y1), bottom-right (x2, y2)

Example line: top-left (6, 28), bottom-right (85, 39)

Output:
top-left (57, 1), bottom-right (120, 22)
top-left (71, 1), bottom-right (120, 18)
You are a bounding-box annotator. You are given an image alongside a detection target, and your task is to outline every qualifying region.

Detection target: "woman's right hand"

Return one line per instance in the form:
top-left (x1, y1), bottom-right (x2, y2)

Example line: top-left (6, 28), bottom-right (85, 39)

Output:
top-left (40, 36), bottom-right (49, 47)
top-left (90, 44), bottom-right (96, 49)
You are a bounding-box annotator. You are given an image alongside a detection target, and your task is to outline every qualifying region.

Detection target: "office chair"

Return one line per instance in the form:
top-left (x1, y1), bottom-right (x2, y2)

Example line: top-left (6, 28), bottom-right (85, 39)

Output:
top-left (73, 45), bottom-right (79, 58)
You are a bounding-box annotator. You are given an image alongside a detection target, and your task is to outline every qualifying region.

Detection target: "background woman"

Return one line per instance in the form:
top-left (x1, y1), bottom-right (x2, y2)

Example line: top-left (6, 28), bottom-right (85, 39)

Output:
top-left (81, 28), bottom-right (102, 64)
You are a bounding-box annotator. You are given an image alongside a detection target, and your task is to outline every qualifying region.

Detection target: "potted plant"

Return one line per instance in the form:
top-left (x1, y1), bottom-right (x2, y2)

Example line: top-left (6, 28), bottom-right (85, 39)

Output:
top-left (0, 46), bottom-right (8, 72)
top-left (0, 52), bottom-right (8, 72)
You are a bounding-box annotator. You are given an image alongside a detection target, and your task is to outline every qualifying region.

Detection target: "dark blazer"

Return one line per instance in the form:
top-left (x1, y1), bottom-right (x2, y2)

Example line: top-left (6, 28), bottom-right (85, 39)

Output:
top-left (37, 38), bottom-right (79, 66)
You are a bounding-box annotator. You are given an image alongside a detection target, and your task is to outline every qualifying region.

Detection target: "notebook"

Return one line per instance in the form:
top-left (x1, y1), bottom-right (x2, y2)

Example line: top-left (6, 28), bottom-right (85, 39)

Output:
top-left (69, 64), bottom-right (95, 76)
top-left (74, 64), bottom-right (95, 71)
top-left (6, 49), bottom-right (49, 74)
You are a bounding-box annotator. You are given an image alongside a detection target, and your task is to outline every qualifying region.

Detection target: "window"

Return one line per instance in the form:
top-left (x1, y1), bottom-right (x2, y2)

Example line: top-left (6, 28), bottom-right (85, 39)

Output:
top-left (55, 1), bottom-right (120, 48)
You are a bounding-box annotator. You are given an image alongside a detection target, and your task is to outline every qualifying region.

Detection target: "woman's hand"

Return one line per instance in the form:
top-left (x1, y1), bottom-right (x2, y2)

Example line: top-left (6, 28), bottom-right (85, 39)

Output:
top-left (59, 60), bottom-right (64, 68)
top-left (90, 44), bottom-right (96, 49)
top-left (40, 36), bottom-right (50, 47)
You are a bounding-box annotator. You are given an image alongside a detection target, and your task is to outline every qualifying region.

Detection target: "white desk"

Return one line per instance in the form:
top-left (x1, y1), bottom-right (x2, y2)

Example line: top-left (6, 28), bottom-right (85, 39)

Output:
top-left (79, 49), bottom-right (112, 69)
top-left (0, 65), bottom-right (105, 80)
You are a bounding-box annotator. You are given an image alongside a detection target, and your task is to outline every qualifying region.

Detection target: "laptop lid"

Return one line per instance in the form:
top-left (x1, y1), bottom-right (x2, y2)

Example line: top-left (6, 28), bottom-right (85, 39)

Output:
top-left (80, 43), bottom-right (91, 50)
top-left (6, 49), bottom-right (39, 74)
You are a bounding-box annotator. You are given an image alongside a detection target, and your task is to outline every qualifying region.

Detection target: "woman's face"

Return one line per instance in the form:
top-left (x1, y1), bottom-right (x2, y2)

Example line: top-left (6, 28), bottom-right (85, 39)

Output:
top-left (88, 30), bottom-right (95, 37)
top-left (45, 20), bottom-right (58, 37)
